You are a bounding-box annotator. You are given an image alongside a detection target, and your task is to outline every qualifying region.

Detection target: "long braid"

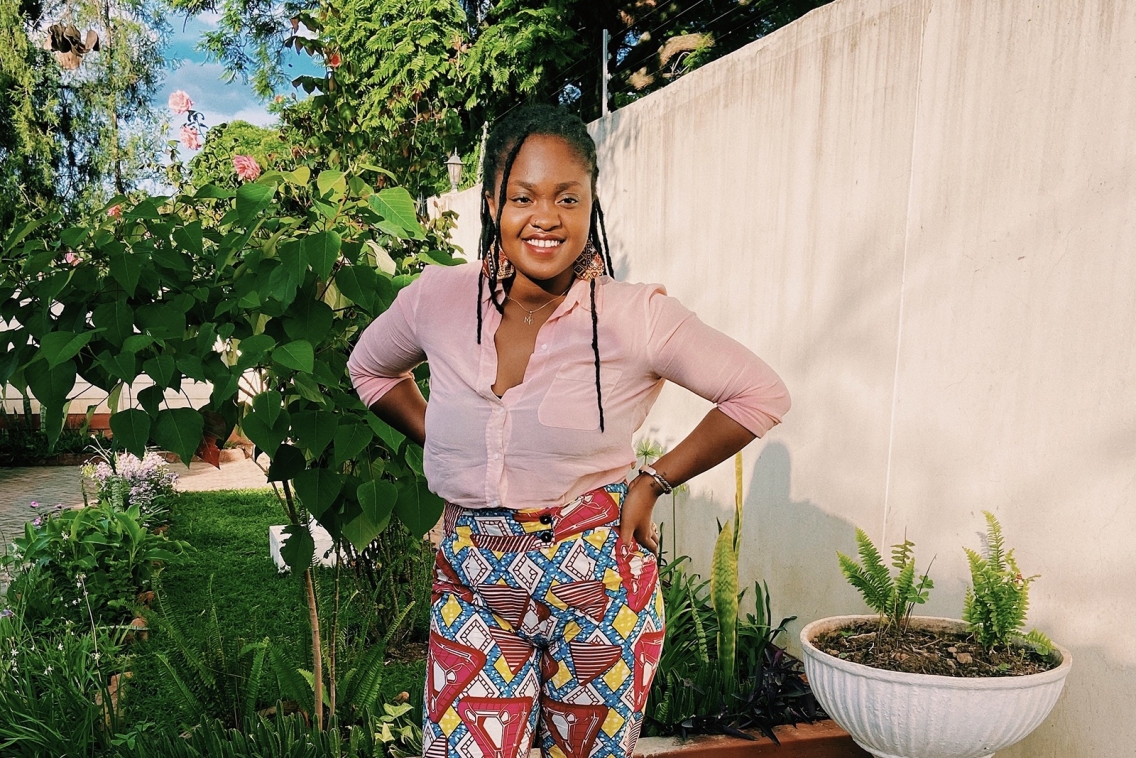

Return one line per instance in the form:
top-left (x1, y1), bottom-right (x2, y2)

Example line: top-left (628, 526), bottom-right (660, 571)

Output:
top-left (595, 201), bottom-right (615, 276)
top-left (589, 277), bottom-right (605, 432)
top-left (476, 194), bottom-right (494, 344)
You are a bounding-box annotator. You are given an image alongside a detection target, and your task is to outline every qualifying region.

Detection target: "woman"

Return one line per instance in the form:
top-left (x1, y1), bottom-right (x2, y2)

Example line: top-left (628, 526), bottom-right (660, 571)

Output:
top-left (348, 105), bottom-right (789, 758)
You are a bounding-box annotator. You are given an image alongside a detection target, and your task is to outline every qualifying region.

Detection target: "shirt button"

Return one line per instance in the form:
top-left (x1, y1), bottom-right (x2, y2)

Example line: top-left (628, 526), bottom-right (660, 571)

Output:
top-left (491, 500), bottom-right (499, 507)
top-left (493, 453), bottom-right (500, 460)
top-left (539, 531), bottom-right (553, 543)
top-left (539, 514), bottom-right (552, 525)
top-left (541, 344), bottom-right (548, 350)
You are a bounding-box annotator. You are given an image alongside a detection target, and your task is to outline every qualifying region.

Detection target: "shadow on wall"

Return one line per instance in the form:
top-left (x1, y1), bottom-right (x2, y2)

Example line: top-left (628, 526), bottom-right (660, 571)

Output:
top-left (674, 441), bottom-right (869, 650)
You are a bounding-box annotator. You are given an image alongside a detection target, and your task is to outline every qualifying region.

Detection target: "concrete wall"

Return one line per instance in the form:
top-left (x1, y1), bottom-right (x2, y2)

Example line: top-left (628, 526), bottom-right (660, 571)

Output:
top-left (448, 0), bottom-right (1136, 754)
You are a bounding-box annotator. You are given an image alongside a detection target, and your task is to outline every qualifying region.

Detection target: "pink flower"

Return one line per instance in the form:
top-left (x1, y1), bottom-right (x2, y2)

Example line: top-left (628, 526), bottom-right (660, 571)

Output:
top-left (327, 52), bottom-right (342, 68)
top-left (168, 90), bottom-right (193, 114)
top-left (107, 204), bottom-right (122, 219)
top-left (232, 154), bottom-right (261, 182)
top-left (180, 125), bottom-right (202, 150)
top-left (63, 252), bottom-right (80, 266)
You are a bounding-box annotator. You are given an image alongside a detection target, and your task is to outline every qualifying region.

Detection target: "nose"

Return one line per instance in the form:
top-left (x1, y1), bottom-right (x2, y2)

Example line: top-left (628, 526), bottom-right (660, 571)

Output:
top-left (528, 199), bottom-right (560, 231)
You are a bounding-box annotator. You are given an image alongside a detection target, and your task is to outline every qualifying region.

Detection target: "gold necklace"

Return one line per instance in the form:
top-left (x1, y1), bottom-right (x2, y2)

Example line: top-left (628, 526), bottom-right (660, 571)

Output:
top-left (506, 284), bottom-right (572, 325)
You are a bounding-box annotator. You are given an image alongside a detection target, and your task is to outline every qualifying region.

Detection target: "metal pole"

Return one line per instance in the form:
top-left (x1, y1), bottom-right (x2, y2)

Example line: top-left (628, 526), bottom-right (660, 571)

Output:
top-left (601, 28), bottom-right (610, 117)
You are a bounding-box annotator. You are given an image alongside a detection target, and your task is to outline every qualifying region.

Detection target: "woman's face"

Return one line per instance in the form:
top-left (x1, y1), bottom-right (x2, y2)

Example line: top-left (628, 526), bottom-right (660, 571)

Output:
top-left (486, 134), bottom-right (594, 289)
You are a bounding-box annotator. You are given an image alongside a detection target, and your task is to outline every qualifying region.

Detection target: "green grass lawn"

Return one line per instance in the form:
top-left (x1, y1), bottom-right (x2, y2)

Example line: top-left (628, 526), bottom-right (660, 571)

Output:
top-left (124, 489), bottom-right (427, 733)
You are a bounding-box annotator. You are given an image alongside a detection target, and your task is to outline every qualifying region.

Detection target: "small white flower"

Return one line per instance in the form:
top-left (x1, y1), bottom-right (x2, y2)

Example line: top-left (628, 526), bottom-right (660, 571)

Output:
top-left (58, 643), bottom-right (64, 651)
top-left (92, 652), bottom-right (101, 662)
top-left (44, 666), bottom-right (53, 675)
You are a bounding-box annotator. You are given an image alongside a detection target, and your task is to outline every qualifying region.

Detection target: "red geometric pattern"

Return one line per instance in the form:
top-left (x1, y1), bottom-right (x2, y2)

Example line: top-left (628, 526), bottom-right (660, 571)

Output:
top-left (550, 580), bottom-right (609, 622)
top-left (477, 584), bottom-right (531, 627)
top-left (473, 534), bottom-right (542, 553)
top-left (553, 489), bottom-right (620, 541)
top-left (433, 551), bottom-right (475, 603)
top-left (489, 627), bottom-right (535, 676)
top-left (632, 629), bottom-right (666, 711)
top-left (543, 700), bottom-right (606, 758)
top-left (458, 696), bottom-right (534, 758)
top-left (616, 538), bottom-right (659, 613)
top-left (427, 632), bottom-right (487, 721)
top-left (568, 641), bottom-right (622, 686)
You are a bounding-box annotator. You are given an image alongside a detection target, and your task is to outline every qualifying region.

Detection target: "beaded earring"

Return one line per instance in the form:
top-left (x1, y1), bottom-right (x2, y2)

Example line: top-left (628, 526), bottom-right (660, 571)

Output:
top-left (482, 241), bottom-right (515, 279)
top-left (573, 240), bottom-right (605, 281)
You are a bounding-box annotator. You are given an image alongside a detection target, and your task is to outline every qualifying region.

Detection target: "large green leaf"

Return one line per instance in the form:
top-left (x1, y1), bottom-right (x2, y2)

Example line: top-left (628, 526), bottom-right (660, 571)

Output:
top-left (143, 354), bottom-right (176, 388)
top-left (369, 188), bottom-right (423, 238)
top-left (301, 231), bottom-right (341, 280)
top-left (92, 299), bottom-right (134, 345)
top-left (366, 413), bottom-right (405, 454)
top-left (292, 468), bottom-right (343, 520)
top-left (110, 409), bottom-right (151, 458)
top-left (345, 480), bottom-right (397, 552)
top-left (241, 408), bottom-right (288, 457)
top-left (333, 421), bottom-right (375, 468)
top-left (137, 385), bottom-right (165, 417)
top-left (292, 410), bottom-right (338, 457)
top-left (267, 444), bottom-right (307, 482)
top-left (334, 265), bottom-right (382, 312)
top-left (252, 390), bottom-right (284, 427)
top-left (108, 250), bottom-right (141, 295)
top-left (283, 300), bottom-right (334, 344)
top-left (316, 170), bottom-right (346, 198)
top-left (280, 523), bottom-right (315, 572)
top-left (24, 358), bottom-right (76, 407)
top-left (235, 182), bottom-right (276, 227)
top-left (273, 340), bottom-right (314, 373)
top-left (136, 302), bottom-right (186, 340)
top-left (153, 407), bottom-right (205, 466)
top-left (172, 220), bottom-right (203, 257)
top-left (278, 239), bottom-right (306, 282)
top-left (394, 479), bottom-right (444, 538)
top-left (98, 350), bottom-right (138, 384)
top-left (38, 331), bottom-right (94, 369)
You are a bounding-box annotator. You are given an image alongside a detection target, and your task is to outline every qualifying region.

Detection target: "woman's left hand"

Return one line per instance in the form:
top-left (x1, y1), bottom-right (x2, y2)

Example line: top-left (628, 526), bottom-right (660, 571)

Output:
top-left (619, 476), bottom-right (663, 554)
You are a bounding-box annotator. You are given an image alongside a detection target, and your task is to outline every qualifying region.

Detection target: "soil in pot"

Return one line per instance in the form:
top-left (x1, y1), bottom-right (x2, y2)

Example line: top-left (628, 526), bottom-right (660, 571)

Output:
top-left (814, 620), bottom-right (1056, 678)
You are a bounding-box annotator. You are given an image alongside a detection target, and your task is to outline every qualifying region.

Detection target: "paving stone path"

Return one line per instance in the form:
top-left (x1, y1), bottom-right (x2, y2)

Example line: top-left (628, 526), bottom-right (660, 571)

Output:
top-left (0, 457), bottom-right (271, 545)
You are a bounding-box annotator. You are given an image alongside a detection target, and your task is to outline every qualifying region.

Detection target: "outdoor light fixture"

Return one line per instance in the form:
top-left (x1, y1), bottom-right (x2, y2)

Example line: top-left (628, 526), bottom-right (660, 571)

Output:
top-left (446, 150), bottom-right (463, 193)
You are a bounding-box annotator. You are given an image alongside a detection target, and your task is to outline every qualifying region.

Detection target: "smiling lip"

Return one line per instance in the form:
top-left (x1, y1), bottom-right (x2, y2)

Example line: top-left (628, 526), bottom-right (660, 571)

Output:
top-left (522, 237), bottom-right (564, 255)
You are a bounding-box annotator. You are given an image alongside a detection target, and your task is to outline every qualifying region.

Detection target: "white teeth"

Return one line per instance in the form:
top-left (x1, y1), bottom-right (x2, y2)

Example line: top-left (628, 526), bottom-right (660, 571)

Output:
top-left (527, 239), bottom-right (562, 248)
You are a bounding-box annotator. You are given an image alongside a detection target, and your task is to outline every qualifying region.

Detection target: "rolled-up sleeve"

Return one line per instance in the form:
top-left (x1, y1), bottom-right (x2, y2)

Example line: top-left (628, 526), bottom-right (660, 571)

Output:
top-left (347, 274), bottom-right (427, 408)
top-left (644, 286), bottom-right (790, 437)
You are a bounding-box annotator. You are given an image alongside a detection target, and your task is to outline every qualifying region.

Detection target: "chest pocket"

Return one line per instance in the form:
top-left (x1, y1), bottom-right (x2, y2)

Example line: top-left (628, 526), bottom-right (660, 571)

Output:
top-left (538, 364), bottom-right (623, 431)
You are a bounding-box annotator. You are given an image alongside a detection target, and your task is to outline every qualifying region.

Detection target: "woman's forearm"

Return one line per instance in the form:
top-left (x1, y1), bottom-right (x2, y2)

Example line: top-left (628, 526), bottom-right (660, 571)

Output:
top-left (368, 377), bottom-right (428, 447)
top-left (648, 408), bottom-right (757, 491)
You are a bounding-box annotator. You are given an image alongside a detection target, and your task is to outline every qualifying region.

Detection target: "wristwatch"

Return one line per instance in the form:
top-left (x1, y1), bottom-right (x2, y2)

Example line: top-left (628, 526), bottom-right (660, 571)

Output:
top-left (637, 464), bottom-right (673, 495)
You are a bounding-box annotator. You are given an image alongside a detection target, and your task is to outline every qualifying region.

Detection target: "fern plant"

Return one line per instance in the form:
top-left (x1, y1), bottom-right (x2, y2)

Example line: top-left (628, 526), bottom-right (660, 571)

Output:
top-left (838, 528), bottom-right (933, 635)
top-left (963, 512), bottom-right (1053, 654)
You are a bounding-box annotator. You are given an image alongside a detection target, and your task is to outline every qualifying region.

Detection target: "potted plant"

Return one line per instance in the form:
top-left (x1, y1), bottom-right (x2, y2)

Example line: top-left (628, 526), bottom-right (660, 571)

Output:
top-left (799, 513), bottom-right (1072, 758)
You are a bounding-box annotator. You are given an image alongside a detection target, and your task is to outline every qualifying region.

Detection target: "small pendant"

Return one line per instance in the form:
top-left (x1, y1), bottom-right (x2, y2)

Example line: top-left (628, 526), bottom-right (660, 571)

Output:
top-left (523, 312), bottom-right (534, 325)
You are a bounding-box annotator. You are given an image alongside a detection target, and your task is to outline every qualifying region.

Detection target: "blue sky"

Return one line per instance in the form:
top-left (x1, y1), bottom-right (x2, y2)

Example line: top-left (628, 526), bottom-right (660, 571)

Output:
top-left (156, 12), bottom-right (321, 132)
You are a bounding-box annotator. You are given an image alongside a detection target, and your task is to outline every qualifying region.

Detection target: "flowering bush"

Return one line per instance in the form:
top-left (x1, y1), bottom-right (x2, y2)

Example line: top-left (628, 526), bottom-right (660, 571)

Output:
top-left (232, 153), bottom-right (261, 181)
top-left (2, 501), bottom-right (188, 628)
top-left (83, 450), bottom-right (178, 526)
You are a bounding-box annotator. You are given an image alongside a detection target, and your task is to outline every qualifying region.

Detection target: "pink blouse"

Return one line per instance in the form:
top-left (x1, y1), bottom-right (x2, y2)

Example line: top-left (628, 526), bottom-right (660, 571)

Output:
top-left (347, 263), bottom-right (790, 510)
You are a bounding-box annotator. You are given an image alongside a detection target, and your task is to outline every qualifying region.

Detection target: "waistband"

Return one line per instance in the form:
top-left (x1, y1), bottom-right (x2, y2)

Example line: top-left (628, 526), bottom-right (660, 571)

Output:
top-left (442, 481), bottom-right (628, 547)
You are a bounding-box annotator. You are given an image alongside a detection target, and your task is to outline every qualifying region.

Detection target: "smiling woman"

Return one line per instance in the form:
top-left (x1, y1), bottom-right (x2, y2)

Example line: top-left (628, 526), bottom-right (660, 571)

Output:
top-left (346, 104), bottom-right (791, 758)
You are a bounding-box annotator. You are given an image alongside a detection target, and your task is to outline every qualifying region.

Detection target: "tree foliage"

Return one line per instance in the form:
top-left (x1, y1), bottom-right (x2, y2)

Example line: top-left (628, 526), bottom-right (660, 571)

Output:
top-left (170, 0), bottom-right (833, 199)
top-left (0, 0), bottom-right (171, 236)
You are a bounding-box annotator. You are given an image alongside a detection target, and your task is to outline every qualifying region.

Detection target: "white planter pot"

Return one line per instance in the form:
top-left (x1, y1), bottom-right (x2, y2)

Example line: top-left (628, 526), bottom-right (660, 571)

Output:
top-left (800, 616), bottom-right (1071, 758)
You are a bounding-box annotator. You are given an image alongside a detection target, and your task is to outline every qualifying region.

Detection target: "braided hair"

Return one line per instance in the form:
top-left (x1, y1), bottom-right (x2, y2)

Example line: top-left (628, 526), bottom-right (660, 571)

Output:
top-left (476, 105), bottom-right (615, 431)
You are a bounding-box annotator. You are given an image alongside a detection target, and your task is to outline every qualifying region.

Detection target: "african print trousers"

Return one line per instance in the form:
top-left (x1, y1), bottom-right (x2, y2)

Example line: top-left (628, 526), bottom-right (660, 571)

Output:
top-left (425, 481), bottom-right (665, 758)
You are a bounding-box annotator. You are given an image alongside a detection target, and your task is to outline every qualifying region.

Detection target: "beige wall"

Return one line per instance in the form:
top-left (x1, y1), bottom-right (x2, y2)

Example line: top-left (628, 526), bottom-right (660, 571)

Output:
top-left (448, 0), bottom-right (1136, 753)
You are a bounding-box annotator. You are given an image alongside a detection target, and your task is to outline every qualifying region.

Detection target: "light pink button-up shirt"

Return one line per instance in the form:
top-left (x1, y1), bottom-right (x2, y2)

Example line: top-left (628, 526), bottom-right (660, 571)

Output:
top-left (347, 263), bottom-right (789, 510)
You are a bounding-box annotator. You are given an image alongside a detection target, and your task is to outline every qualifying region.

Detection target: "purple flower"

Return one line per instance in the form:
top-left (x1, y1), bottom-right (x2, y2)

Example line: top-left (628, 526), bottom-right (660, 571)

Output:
top-left (32, 517), bottom-right (42, 527)
top-left (0, 609), bottom-right (13, 619)
top-left (29, 501), bottom-right (38, 508)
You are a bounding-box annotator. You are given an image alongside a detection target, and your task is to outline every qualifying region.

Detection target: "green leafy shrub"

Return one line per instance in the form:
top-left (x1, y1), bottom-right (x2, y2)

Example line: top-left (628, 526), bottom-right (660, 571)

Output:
top-left (0, 600), bottom-right (134, 757)
top-left (117, 709), bottom-right (417, 758)
top-left (3, 501), bottom-right (188, 627)
top-left (151, 581), bottom-right (271, 730)
top-left (963, 512), bottom-right (1053, 654)
top-left (838, 528), bottom-right (934, 636)
top-left (644, 556), bottom-right (817, 740)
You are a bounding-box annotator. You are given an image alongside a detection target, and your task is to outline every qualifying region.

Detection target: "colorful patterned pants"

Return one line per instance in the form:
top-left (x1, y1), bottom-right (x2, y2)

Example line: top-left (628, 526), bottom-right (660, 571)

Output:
top-left (425, 481), bottom-right (665, 758)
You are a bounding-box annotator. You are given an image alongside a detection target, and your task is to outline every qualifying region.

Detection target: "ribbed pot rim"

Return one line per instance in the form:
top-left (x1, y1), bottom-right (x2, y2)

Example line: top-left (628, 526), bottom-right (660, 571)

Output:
top-left (800, 615), bottom-right (1072, 690)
